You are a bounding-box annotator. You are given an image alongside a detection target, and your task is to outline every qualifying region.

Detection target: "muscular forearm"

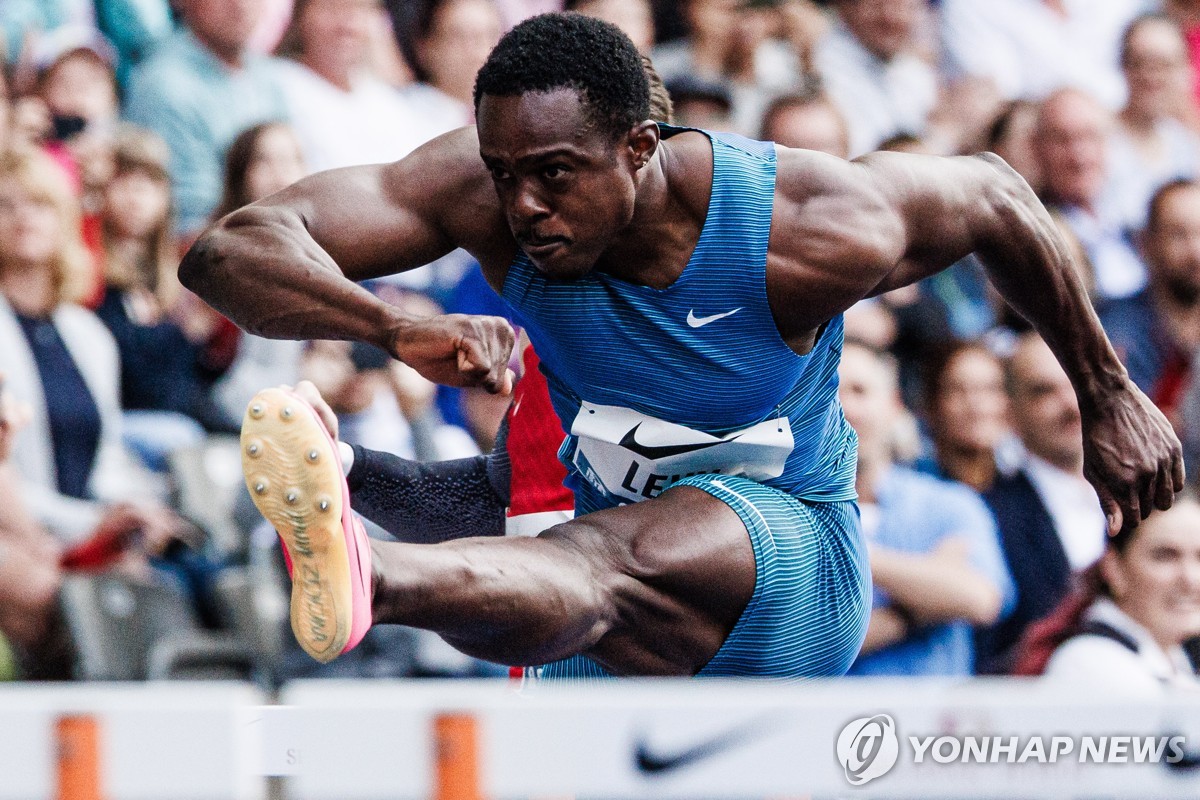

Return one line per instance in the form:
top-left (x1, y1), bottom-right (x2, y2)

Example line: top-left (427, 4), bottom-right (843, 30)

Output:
top-left (870, 546), bottom-right (1002, 625)
top-left (179, 206), bottom-right (408, 350)
top-left (973, 157), bottom-right (1127, 406)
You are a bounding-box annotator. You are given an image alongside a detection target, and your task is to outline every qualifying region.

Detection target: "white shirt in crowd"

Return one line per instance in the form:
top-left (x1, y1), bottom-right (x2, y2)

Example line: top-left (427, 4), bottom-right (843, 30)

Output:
top-left (814, 21), bottom-right (937, 157)
top-left (399, 83), bottom-right (473, 141)
top-left (275, 60), bottom-right (439, 172)
top-left (1058, 205), bottom-right (1148, 300)
top-left (1023, 454), bottom-right (1107, 571)
top-left (1106, 119), bottom-right (1200, 231)
top-left (940, 0), bottom-right (1151, 109)
top-left (1044, 597), bottom-right (1199, 695)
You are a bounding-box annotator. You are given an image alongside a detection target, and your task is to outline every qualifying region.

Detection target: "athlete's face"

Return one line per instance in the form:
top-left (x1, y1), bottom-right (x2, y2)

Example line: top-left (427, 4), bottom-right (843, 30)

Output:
top-left (477, 89), bottom-right (655, 280)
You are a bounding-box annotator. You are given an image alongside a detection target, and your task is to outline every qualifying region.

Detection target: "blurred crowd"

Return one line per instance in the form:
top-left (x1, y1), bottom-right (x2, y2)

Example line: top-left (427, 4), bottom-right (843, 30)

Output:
top-left (0, 0), bottom-right (1198, 689)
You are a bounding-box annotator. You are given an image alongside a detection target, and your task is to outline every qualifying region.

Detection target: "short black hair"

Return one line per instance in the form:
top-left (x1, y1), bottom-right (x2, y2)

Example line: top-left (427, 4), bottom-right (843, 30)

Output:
top-left (473, 12), bottom-right (650, 140)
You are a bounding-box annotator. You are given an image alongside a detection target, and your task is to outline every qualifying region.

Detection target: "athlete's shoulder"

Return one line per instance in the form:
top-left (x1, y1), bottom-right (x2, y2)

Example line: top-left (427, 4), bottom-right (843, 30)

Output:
top-left (380, 126), bottom-right (511, 260)
top-left (770, 147), bottom-right (907, 269)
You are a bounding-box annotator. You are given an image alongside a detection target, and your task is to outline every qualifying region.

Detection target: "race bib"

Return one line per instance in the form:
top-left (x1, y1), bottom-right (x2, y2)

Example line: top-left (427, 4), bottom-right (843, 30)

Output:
top-left (569, 402), bottom-right (795, 503)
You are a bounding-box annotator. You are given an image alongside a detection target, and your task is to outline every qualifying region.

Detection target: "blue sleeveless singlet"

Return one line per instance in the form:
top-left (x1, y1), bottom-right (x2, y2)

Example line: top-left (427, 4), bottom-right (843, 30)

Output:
top-left (500, 125), bottom-right (858, 510)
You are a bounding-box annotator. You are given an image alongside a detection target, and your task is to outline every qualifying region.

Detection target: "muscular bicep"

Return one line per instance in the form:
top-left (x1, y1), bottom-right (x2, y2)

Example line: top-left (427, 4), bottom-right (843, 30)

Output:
top-left (247, 129), bottom-right (505, 281)
top-left (769, 149), bottom-right (1018, 331)
top-left (856, 151), bottom-right (1020, 295)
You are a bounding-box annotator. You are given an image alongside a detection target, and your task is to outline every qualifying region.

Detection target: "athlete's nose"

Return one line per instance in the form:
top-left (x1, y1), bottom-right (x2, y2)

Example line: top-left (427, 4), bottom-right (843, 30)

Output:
top-left (511, 180), bottom-right (550, 225)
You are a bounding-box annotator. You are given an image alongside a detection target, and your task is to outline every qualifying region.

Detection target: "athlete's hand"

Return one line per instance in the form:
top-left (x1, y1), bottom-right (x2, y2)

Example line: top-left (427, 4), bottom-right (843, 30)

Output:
top-left (1082, 380), bottom-right (1184, 536)
top-left (389, 314), bottom-right (516, 394)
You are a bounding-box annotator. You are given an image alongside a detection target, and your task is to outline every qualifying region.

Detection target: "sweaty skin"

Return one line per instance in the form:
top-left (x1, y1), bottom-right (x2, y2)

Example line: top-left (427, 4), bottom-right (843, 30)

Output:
top-left (181, 89), bottom-right (1183, 675)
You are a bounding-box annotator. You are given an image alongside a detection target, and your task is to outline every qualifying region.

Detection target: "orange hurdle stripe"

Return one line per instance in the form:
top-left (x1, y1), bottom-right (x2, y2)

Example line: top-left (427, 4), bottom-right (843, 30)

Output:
top-left (56, 715), bottom-right (102, 800)
top-left (434, 713), bottom-right (482, 800)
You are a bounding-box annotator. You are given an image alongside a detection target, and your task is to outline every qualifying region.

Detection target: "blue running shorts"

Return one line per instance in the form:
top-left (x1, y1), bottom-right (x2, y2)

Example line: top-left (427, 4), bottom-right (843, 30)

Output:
top-left (536, 473), bottom-right (872, 680)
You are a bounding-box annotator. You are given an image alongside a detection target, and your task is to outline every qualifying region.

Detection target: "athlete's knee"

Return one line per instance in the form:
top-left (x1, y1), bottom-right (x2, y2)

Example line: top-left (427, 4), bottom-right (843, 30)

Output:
top-left (529, 519), bottom-right (628, 645)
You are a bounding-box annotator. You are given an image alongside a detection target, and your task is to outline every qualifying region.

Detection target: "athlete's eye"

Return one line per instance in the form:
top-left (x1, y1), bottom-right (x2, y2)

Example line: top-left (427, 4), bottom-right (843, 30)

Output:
top-left (489, 165), bottom-right (511, 181)
top-left (542, 165), bottom-right (569, 181)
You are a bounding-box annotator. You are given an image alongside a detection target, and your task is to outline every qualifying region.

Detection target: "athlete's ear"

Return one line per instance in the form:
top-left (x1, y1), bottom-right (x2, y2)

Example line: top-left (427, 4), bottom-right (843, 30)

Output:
top-left (627, 121), bottom-right (659, 171)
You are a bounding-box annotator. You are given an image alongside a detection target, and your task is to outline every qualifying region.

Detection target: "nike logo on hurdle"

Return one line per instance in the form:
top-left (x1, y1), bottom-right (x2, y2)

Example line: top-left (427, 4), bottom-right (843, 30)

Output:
top-left (619, 423), bottom-right (741, 460)
top-left (634, 717), bottom-right (773, 775)
top-left (686, 308), bottom-right (741, 328)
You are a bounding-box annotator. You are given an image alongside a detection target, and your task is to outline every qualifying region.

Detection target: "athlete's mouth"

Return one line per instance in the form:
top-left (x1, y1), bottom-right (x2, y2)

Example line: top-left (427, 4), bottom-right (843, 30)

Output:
top-left (519, 236), bottom-right (569, 259)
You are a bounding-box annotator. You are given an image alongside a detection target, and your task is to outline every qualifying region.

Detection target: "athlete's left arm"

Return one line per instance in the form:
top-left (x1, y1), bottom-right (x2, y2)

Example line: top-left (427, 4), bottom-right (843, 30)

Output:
top-left (771, 148), bottom-right (1182, 535)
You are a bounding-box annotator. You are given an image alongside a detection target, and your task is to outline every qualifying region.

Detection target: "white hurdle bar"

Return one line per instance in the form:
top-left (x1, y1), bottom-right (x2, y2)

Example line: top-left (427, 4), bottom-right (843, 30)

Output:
top-left (3, 679), bottom-right (1199, 800)
top-left (0, 682), bottom-right (264, 800)
top-left (270, 679), bottom-right (1200, 800)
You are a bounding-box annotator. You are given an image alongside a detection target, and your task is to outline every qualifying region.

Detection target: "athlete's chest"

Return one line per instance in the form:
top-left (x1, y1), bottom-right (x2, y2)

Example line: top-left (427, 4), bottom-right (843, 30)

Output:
top-left (515, 273), bottom-right (806, 429)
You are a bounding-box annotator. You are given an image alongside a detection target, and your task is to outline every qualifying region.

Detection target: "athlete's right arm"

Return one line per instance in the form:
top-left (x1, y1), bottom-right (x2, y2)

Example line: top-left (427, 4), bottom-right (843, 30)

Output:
top-left (179, 130), bottom-right (517, 393)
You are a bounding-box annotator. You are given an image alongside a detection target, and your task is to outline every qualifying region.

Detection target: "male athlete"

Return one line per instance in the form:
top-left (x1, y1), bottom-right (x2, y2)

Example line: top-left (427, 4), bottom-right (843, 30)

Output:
top-left (181, 14), bottom-right (1182, 678)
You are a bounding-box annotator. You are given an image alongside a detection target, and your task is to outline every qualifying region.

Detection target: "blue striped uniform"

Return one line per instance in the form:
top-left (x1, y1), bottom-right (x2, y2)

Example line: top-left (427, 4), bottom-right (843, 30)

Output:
top-left (501, 126), bottom-right (871, 679)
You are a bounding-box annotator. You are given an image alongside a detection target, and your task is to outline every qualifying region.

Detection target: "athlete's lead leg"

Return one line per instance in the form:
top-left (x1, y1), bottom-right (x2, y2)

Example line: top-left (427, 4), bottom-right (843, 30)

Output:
top-left (243, 387), bottom-right (755, 673)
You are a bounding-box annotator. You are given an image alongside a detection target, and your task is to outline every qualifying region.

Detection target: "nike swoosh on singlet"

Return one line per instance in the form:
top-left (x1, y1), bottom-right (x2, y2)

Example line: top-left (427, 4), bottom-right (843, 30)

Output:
top-left (686, 308), bottom-right (742, 328)
top-left (619, 423), bottom-right (742, 460)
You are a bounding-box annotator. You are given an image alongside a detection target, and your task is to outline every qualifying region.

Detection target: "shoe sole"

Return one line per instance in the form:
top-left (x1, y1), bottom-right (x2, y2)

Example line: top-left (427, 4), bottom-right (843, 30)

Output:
top-left (241, 388), bottom-right (353, 663)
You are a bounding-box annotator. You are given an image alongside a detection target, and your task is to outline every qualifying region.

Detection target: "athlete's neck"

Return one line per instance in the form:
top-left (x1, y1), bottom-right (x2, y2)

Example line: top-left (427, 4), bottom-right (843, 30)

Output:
top-left (594, 132), bottom-right (712, 289)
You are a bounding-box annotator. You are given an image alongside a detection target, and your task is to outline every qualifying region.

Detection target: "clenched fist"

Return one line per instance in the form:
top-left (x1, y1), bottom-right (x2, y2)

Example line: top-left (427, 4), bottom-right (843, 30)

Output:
top-left (388, 314), bottom-right (516, 394)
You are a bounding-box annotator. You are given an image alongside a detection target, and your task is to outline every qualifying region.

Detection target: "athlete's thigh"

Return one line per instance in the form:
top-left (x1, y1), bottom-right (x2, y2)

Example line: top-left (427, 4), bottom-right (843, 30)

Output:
top-left (536, 474), bottom-right (870, 679)
top-left (539, 484), bottom-right (756, 675)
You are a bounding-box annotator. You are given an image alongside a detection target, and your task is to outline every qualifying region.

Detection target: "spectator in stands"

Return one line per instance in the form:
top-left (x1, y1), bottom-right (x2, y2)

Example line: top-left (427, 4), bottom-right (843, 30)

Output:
top-left (1101, 180), bottom-right (1200, 412)
top-left (34, 35), bottom-right (120, 206)
top-left (1164, 0), bottom-right (1200, 118)
top-left (940, 0), bottom-right (1144, 109)
top-left (274, 0), bottom-right (434, 172)
top-left (1035, 88), bottom-right (1147, 302)
top-left (1016, 499), bottom-right (1200, 693)
top-left (0, 68), bottom-right (53, 156)
top-left (759, 90), bottom-right (850, 158)
top-left (988, 100), bottom-right (1043, 193)
top-left (211, 123), bottom-right (307, 221)
top-left (977, 333), bottom-right (1107, 674)
top-left (919, 342), bottom-right (1013, 493)
top-left (1110, 15), bottom-right (1200, 232)
top-left (813, 0), bottom-right (936, 156)
top-left (207, 123), bottom-right (310, 429)
top-left (652, 0), bottom-right (803, 137)
top-left (665, 75), bottom-right (735, 132)
top-left (92, 128), bottom-right (219, 467)
top-left (403, 0), bottom-right (504, 137)
top-left (0, 148), bottom-right (192, 552)
top-left (0, 381), bottom-right (66, 679)
top-left (839, 340), bottom-right (1012, 676)
top-left (0, 4), bottom-right (101, 71)
top-left (565, 0), bottom-right (654, 53)
top-left (125, 0), bottom-right (287, 237)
